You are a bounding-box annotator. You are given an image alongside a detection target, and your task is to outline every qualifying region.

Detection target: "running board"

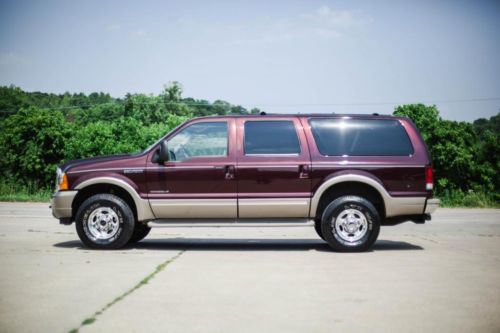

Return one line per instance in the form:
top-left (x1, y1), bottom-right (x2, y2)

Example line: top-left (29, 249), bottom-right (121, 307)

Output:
top-left (148, 218), bottom-right (314, 228)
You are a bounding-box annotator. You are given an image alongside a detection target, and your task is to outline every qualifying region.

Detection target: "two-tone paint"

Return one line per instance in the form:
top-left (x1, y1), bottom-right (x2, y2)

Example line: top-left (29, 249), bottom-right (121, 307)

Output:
top-left (52, 114), bottom-right (439, 223)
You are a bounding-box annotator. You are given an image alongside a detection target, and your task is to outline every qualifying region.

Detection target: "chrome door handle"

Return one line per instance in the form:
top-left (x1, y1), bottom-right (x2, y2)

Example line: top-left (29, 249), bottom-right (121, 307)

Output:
top-left (225, 165), bottom-right (235, 180)
top-left (299, 164), bottom-right (310, 179)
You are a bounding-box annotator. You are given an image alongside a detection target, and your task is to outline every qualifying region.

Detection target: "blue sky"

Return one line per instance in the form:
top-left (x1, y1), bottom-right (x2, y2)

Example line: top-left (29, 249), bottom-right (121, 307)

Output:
top-left (0, 0), bottom-right (499, 121)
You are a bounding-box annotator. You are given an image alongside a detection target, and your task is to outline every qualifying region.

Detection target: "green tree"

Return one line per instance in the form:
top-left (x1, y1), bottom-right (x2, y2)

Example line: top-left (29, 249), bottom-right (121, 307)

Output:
top-left (2, 84), bottom-right (495, 206)
top-left (393, 104), bottom-right (440, 142)
top-left (211, 100), bottom-right (232, 115)
top-left (159, 82), bottom-right (192, 116)
top-left (473, 113), bottom-right (500, 190)
top-left (0, 107), bottom-right (68, 186)
top-left (394, 104), bottom-right (497, 198)
top-left (64, 115), bottom-right (188, 160)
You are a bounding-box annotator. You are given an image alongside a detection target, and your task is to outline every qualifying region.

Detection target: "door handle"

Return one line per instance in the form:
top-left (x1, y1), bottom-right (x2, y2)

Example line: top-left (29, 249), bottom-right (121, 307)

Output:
top-left (299, 164), bottom-right (310, 179)
top-left (225, 165), bottom-right (235, 180)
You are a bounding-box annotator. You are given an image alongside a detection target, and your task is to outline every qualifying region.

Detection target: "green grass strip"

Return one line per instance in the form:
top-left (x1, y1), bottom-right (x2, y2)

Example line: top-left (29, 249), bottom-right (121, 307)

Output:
top-left (68, 250), bottom-right (185, 333)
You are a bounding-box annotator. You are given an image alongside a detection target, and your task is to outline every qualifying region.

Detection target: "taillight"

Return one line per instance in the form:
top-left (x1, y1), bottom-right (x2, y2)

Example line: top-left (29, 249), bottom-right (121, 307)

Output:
top-left (425, 166), bottom-right (433, 191)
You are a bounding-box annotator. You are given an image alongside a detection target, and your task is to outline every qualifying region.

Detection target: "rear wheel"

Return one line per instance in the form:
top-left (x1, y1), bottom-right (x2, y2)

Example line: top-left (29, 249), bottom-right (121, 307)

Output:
top-left (321, 195), bottom-right (380, 252)
top-left (75, 194), bottom-right (135, 249)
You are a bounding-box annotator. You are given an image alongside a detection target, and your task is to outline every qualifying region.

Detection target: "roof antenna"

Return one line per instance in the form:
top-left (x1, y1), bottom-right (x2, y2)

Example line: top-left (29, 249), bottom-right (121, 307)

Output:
top-left (260, 111), bottom-right (267, 115)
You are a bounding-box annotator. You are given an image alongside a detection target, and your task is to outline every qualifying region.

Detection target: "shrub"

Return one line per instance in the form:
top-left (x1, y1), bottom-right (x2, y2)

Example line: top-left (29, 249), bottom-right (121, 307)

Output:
top-left (0, 107), bottom-right (68, 187)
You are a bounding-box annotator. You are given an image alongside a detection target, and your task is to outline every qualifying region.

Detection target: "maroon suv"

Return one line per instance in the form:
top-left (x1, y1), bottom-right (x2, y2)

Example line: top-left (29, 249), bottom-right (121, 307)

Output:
top-left (51, 114), bottom-right (439, 251)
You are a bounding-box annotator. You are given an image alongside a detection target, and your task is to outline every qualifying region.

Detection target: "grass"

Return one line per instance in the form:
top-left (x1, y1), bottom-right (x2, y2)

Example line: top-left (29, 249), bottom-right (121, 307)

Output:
top-left (0, 181), bottom-right (52, 202)
top-left (437, 190), bottom-right (500, 208)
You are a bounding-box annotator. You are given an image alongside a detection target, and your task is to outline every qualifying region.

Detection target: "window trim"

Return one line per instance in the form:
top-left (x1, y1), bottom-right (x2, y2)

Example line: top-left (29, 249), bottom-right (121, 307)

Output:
top-left (308, 118), bottom-right (415, 157)
top-left (243, 120), bottom-right (302, 156)
top-left (166, 121), bottom-right (229, 161)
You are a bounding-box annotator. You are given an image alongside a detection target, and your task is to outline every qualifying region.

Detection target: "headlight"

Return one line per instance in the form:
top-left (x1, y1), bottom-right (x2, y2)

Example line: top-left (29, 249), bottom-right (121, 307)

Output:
top-left (55, 168), bottom-right (69, 191)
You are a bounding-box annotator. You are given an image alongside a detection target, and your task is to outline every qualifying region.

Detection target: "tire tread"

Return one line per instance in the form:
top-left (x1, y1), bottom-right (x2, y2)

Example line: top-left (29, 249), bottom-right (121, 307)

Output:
top-left (75, 193), bottom-right (135, 249)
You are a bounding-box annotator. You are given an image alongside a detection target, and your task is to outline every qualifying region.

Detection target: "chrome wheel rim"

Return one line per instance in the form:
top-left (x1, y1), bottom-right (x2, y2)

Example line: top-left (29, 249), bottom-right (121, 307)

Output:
top-left (87, 207), bottom-right (120, 240)
top-left (332, 208), bottom-right (368, 243)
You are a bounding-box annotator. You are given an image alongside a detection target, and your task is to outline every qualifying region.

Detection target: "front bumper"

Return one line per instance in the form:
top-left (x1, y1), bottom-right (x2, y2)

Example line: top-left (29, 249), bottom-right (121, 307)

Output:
top-left (51, 190), bottom-right (78, 219)
top-left (424, 198), bottom-right (440, 214)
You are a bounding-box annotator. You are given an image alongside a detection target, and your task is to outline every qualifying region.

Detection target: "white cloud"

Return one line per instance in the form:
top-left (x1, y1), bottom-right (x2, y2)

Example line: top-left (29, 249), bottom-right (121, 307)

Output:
top-left (131, 29), bottom-right (146, 37)
top-left (306, 6), bottom-right (366, 28)
top-left (301, 6), bottom-right (367, 40)
top-left (233, 6), bottom-right (367, 45)
top-left (314, 28), bottom-right (341, 39)
top-left (105, 24), bottom-right (121, 32)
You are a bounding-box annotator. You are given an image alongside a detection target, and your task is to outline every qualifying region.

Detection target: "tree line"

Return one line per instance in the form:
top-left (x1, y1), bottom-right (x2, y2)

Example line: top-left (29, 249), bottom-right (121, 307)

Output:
top-left (0, 84), bottom-right (498, 206)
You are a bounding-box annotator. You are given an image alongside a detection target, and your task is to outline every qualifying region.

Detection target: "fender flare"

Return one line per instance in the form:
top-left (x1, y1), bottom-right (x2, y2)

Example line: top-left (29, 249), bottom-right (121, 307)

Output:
top-left (309, 174), bottom-right (391, 218)
top-left (74, 177), bottom-right (155, 221)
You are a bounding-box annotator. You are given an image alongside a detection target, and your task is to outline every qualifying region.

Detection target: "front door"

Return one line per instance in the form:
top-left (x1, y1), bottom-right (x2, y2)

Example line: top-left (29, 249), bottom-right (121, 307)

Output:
top-left (146, 119), bottom-right (237, 218)
top-left (236, 117), bottom-right (312, 218)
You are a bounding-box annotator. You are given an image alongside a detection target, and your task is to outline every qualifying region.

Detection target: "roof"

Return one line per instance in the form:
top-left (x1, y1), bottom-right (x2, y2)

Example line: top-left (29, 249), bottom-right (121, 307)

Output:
top-left (196, 113), bottom-right (402, 120)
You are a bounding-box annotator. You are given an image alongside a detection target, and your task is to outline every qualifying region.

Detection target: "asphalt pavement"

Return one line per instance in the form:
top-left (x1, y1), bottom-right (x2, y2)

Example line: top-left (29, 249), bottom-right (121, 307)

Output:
top-left (0, 202), bottom-right (499, 333)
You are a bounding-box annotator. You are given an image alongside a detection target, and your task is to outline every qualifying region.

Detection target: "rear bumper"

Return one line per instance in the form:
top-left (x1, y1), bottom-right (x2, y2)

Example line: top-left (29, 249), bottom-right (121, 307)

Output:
top-left (51, 190), bottom-right (77, 219)
top-left (424, 198), bottom-right (440, 214)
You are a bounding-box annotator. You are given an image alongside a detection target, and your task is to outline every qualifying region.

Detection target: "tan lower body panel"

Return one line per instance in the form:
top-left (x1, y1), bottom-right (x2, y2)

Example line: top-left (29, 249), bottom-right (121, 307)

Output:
top-left (150, 197), bottom-right (423, 219)
top-left (424, 198), bottom-right (440, 214)
top-left (150, 199), bottom-right (237, 218)
top-left (51, 190), bottom-right (78, 219)
top-left (238, 198), bottom-right (311, 218)
top-left (385, 197), bottom-right (426, 217)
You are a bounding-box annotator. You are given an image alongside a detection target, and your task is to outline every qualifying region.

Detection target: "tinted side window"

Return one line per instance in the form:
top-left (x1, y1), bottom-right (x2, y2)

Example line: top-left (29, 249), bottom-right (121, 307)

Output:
top-left (244, 121), bottom-right (301, 154)
top-left (309, 119), bottom-right (414, 156)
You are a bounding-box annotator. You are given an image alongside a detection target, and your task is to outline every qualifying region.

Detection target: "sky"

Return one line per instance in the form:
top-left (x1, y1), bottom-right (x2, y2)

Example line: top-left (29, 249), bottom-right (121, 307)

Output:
top-left (0, 0), bottom-right (499, 121)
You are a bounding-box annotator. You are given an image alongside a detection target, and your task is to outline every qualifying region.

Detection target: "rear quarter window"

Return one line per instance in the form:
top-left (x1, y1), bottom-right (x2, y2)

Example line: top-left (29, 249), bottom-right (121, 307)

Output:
top-left (309, 119), bottom-right (414, 156)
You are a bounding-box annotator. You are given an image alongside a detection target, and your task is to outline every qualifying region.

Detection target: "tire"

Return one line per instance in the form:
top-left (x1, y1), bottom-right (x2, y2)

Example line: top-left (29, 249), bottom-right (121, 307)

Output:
top-left (314, 218), bottom-right (325, 240)
top-left (75, 193), bottom-right (135, 249)
top-left (129, 223), bottom-right (151, 244)
top-left (320, 195), bottom-right (380, 252)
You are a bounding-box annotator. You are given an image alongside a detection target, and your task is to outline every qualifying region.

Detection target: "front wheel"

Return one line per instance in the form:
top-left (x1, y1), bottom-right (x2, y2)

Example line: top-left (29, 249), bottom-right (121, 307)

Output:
top-left (314, 219), bottom-right (325, 241)
top-left (75, 194), bottom-right (135, 249)
top-left (129, 223), bottom-right (151, 243)
top-left (321, 196), bottom-right (380, 252)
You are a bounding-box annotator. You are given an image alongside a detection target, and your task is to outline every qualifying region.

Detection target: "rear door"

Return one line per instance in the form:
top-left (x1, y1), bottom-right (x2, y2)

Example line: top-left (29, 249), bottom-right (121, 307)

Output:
top-left (235, 117), bottom-right (311, 218)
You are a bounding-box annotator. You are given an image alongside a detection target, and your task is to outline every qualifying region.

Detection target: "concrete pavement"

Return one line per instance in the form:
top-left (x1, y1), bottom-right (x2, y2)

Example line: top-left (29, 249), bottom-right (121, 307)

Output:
top-left (0, 203), bottom-right (499, 333)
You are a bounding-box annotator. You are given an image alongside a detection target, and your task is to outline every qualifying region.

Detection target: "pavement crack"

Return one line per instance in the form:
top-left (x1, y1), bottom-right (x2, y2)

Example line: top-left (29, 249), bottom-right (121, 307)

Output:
top-left (67, 249), bottom-right (186, 333)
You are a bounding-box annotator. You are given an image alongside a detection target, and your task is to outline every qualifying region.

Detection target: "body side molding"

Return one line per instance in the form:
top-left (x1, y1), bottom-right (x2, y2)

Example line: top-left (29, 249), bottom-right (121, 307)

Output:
top-left (149, 199), bottom-right (237, 218)
top-left (239, 198), bottom-right (310, 218)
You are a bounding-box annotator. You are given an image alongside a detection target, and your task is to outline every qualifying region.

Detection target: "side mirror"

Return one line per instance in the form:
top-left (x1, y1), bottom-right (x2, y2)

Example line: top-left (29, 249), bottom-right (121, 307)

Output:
top-left (157, 140), bottom-right (170, 164)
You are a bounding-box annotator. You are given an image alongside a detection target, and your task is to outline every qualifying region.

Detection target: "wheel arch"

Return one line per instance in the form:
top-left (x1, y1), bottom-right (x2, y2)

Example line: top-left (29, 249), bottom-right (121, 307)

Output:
top-left (73, 177), bottom-right (155, 222)
top-left (310, 174), bottom-right (391, 220)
